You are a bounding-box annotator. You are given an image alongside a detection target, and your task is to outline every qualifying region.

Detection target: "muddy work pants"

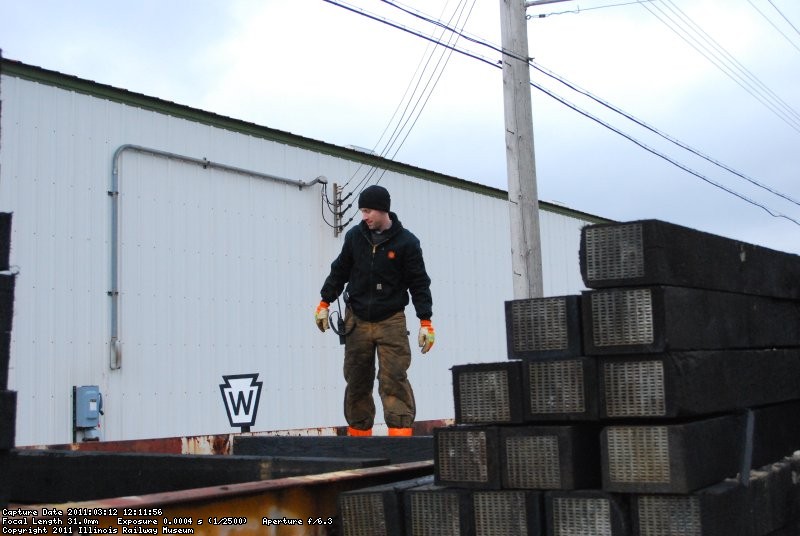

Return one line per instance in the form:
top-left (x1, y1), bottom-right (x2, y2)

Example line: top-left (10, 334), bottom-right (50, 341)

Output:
top-left (343, 309), bottom-right (416, 430)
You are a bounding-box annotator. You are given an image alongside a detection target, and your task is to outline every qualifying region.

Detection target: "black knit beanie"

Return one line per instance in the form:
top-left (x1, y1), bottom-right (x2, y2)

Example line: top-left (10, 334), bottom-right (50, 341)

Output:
top-left (358, 185), bottom-right (391, 212)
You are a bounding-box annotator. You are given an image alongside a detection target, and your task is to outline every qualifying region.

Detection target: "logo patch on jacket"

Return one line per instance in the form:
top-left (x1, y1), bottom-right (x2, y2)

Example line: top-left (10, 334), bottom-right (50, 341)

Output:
top-left (387, 250), bottom-right (396, 259)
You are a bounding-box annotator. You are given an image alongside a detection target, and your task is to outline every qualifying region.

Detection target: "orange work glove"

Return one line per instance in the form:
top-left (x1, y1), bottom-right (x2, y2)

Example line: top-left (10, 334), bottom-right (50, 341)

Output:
top-left (418, 319), bottom-right (435, 354)
top-left (315, 301), bottom-right (330, 332)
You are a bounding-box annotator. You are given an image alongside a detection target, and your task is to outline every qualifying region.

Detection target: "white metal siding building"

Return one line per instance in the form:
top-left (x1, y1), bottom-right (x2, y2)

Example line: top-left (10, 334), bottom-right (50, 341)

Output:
top-left (0, 60), bottom-right (606, 446)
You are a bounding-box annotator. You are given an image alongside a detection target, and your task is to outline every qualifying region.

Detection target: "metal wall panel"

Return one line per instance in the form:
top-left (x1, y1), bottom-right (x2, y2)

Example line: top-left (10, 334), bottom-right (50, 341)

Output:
top-left (0, 73), bottom-right (595, 445)
top-left (540, 209), bottom-right (591, 296)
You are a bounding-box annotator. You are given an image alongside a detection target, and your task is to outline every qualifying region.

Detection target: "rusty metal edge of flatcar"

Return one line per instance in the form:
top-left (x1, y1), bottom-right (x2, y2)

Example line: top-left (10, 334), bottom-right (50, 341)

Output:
top-left (8, 460), bottom-right (435, 529)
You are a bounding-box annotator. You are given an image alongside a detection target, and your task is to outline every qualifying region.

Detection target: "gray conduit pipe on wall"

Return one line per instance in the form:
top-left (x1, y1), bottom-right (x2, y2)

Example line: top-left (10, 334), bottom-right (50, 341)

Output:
top-left (108, 143), bottom-right (327, 370)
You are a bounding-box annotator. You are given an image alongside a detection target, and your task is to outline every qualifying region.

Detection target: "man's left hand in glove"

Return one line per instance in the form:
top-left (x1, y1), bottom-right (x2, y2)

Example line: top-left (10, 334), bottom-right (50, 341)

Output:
top-left (418, 319), bottom-right (435, 354)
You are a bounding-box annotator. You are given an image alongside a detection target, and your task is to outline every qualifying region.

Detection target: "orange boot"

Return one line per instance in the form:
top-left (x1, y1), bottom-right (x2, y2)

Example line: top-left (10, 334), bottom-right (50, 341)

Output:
top-left (347, 426), bottom-right (373, 437)
top-left (388, 427), bottom-right (413, 437)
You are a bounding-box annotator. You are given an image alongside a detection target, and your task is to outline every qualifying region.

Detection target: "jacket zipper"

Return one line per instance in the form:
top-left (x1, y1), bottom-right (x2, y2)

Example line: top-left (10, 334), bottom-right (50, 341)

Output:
top-left (367, 235), bottom-right (377, 320)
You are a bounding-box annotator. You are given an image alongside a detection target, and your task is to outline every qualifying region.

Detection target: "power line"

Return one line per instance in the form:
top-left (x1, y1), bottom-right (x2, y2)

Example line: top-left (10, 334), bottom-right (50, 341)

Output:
top-left (764, 0), bottom-right (800, 50)
top-left (529, 0), bottom-right (656, 18)
top-left (319, 182), bottom-right (338, 230)
top-left (333, 0), bottom-right (478, 229)
top-left (533, 0), bottom-right (800, 130)
top-left (529, 60), bottom-right (800, 208)
top-left (660, 0), bottom-right (800, 125)
top-left (381, 0), bottom-right (800, 208)
top-left (342, 1), bottom-right (464, 192)
top-left (377, 0), bottom-right (476, 165)
top-left (375, 0), bottom-right (473, 163)
top-left (748, 0), bottom-right (800, 53)
top-left (331, 1), bottom-right (455, 224)
top-left (767, 0), bottom-right (800, 38)
top-left (529, 75), bottom-right (800, 226)
top-left (348, 0), bottom-right (474, 220)
top-left (641, 0), bottom-right (800, 133)
top-left (767, 0), bottom-right (800, 35)
top-left (324, 0), bottom-right (800, 226)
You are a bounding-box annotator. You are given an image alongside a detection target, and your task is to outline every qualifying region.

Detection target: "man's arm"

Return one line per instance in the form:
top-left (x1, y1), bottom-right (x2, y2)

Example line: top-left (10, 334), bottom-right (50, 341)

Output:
top-left (404, 235), bottom-right (432, 320)
top-left (320, 233), bottom-right (354, 303)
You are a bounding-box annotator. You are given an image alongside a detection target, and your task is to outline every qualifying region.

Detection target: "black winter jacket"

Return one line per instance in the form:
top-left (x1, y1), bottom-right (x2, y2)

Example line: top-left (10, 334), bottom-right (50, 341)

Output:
top-left (320, 212), bottom-right (432, 322)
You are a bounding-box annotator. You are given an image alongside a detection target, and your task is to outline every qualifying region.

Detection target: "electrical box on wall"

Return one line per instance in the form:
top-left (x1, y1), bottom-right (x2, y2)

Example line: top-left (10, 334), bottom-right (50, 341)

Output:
top-left (73, 385), bottom-right (103, 442)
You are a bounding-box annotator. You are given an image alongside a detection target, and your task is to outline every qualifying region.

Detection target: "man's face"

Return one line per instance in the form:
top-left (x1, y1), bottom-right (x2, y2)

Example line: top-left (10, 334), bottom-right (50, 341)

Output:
top-left (361, 208), bottom-right (389, 231)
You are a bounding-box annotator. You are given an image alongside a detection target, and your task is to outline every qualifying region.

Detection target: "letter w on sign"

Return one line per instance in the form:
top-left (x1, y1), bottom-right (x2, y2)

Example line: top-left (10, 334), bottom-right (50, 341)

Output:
top-left (220, 373), bottom-right (263, 428)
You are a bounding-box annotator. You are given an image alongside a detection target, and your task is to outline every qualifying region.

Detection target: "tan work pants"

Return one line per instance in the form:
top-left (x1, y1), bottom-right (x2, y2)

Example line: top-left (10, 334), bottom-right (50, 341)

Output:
top-left (343, 309), bottom-right (416, 430)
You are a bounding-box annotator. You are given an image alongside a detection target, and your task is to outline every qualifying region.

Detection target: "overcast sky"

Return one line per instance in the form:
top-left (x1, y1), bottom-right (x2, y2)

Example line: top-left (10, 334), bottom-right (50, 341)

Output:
top-left (2, 0), bottom-right (799, 254)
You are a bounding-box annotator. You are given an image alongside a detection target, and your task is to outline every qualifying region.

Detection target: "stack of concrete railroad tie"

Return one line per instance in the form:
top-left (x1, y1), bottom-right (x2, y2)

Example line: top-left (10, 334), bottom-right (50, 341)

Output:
top-left (422, 219), bottom-right (800, 536)
top-left (0, 213), bottom-right (16, 508)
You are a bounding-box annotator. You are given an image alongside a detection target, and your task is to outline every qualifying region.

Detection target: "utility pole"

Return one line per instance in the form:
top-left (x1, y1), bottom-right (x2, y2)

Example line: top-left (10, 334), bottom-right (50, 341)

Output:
top-left (499, 0), bottom-right (570, 299)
